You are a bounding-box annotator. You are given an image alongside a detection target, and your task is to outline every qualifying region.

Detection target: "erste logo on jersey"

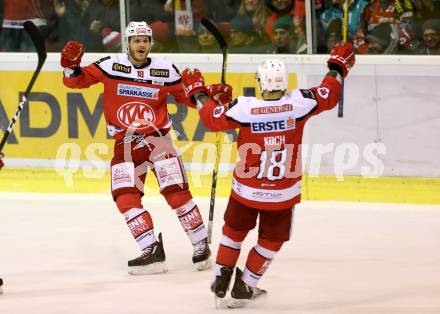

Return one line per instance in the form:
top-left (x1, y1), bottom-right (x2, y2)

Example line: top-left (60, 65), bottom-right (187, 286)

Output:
top-left (117, 84), bottom-right (159, 99)
top-left (251, 116), bottom-right (295, 133)
top-left (117, 102), bottom-right (156, 129)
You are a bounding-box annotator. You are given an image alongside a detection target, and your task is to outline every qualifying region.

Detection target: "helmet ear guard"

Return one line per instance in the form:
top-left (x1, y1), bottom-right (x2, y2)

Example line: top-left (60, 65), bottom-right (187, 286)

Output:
top-left (256, 59), bottom-right (288, 94)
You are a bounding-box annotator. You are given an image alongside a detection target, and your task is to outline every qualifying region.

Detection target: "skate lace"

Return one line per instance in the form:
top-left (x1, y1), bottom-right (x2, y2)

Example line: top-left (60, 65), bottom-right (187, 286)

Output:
top-left (135, 245), bottom-right (154, 261)
top-left (193, 239), bottom-right (207, 256)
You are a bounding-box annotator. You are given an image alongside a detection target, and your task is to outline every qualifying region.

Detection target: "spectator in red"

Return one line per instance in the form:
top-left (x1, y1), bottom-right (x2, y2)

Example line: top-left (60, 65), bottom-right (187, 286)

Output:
top-left (354, 0), bottom-right (400, 54)
top-left (1, 0), bottom-right (51, 51)
top-left (357, 0), bottom-right (399, 36)
top-left (264, 0), bottom-right (305, 43)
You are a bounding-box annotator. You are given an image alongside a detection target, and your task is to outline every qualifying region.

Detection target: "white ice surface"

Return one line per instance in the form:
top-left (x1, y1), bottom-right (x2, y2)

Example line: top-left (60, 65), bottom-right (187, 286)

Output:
top-left (1, 193), bottom-right (440, 314)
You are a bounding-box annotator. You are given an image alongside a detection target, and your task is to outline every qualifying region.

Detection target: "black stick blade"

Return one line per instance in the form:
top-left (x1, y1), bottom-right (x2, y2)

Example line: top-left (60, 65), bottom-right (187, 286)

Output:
top-left (201, 18), bottom-right (227, 50)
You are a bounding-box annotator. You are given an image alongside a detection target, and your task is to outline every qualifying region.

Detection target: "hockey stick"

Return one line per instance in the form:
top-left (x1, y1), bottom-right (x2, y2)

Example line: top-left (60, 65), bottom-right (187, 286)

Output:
top-left (338, 0), bottom-right (349, 118)
top-left (201, 18), bottom-right (228, 244)
top-left (0, 21), bottom-right (47, 156)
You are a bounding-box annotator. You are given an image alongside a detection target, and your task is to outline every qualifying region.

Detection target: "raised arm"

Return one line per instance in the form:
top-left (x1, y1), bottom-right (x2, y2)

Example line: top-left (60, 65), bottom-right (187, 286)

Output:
top-left (61, 40), bottom-right (104, 88)
top-left (308, 43), bottom-right (356, 116)
top-left (181, 68), bottom-right (237, 131)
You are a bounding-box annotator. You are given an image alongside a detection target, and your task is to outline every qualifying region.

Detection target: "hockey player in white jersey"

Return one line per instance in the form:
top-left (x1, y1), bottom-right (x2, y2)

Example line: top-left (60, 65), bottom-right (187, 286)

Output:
top-left (181, 43), bottom-right (355, 307)
top-left (60, 21), bottom-right (212, 274)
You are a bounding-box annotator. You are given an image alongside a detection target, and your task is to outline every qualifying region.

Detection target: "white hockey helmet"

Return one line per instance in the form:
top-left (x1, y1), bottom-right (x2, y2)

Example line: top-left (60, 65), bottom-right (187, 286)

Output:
top-left (124, 21), bottom-right (154, 47)
top-left (256, 59), bottom-right (288, 93)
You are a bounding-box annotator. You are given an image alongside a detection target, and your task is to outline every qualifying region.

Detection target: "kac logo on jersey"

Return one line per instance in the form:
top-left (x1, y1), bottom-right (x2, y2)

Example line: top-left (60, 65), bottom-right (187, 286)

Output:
top-left (117, 84), bottom-right (159, 99)
top-left (117, 102), bottom-right (156, 129)
top-left (251, 116), bottom-right (295, 133)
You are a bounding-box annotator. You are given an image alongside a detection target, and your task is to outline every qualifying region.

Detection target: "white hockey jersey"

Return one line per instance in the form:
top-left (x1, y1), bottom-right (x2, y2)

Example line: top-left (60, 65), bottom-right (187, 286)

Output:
top-left (199, 75), bottom-right (341, 210)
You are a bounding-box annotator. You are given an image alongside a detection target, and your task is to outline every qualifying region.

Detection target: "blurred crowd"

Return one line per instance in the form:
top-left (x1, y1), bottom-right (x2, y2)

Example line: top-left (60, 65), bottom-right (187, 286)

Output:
top-left (0, 0), bottom-right (439, 55)
top-left (316, 0), bottom-right (440, 54)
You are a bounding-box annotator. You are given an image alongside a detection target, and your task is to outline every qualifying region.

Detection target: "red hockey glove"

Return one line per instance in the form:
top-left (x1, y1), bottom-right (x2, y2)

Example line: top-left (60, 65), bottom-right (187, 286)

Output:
top-left (328, 43), bottom-right (355, 77)
top-left (207, 83), bottom-right (232, 105)
top-left (61, 40), bottom-right (85, 68)
top-left (181, 68), bottom-right (208, 103)
top-left (0, 153), bottom-right (4, 171)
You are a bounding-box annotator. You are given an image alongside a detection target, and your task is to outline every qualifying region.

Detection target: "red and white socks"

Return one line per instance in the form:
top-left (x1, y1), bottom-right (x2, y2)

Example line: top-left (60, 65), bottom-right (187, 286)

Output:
top-left (174, 200), bottom-right (208, 244)
top-left (242, 244), bottom-right (277, 288)
top-left (214, 234), bottom-right (242, 276)
top-left (124, 207), bottom-right (157, 251)
top-left (214, 233), bottom-right (282, 288)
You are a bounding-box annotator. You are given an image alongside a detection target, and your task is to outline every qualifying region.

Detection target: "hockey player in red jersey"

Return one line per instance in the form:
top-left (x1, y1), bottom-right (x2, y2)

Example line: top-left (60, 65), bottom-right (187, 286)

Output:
top-left (181, 43), bottom-right (355, 307)
top-left (60, 21), bottom-right (211, 274)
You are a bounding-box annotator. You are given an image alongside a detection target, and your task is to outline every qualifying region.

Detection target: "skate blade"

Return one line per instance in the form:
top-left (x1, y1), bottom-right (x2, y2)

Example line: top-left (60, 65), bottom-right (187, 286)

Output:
top-left (195, 257), bottom-right (212, 271)
top-left (128, 262), bottom-right (168, 275)
top-left (227, 293), bottom-right (268, 309)
top-left (227, 298), bottom-right (248, 308)
top-left (214, 296), bottom-right (229, 309)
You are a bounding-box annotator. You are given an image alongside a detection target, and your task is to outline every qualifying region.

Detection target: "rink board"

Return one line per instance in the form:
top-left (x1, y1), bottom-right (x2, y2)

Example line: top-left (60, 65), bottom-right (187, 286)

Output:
top-left (0, 167), bottom-right (439, 204)
top-left (1, 53), bottom-right (440, 203)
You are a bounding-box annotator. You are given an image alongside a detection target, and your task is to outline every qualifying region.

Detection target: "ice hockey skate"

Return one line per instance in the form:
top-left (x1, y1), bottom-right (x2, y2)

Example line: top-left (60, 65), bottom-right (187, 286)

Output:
top-left (211, 266), bottom-right (233, 298)
top-left (128, 233), bottom-right (167, 275)
top-left (211, 266), bottom-right (234, 308)
top-left (192, 237), bottom-right (212, 271)
top-left (228, 267), bottom-right (267, 308)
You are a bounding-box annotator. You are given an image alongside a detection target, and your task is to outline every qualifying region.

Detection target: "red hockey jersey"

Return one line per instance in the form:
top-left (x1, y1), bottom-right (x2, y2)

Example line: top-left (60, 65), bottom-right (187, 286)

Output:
top-left (200, 75), bottom-right (341, 210)
top-left (63, 54), bottom-right (194, 137)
